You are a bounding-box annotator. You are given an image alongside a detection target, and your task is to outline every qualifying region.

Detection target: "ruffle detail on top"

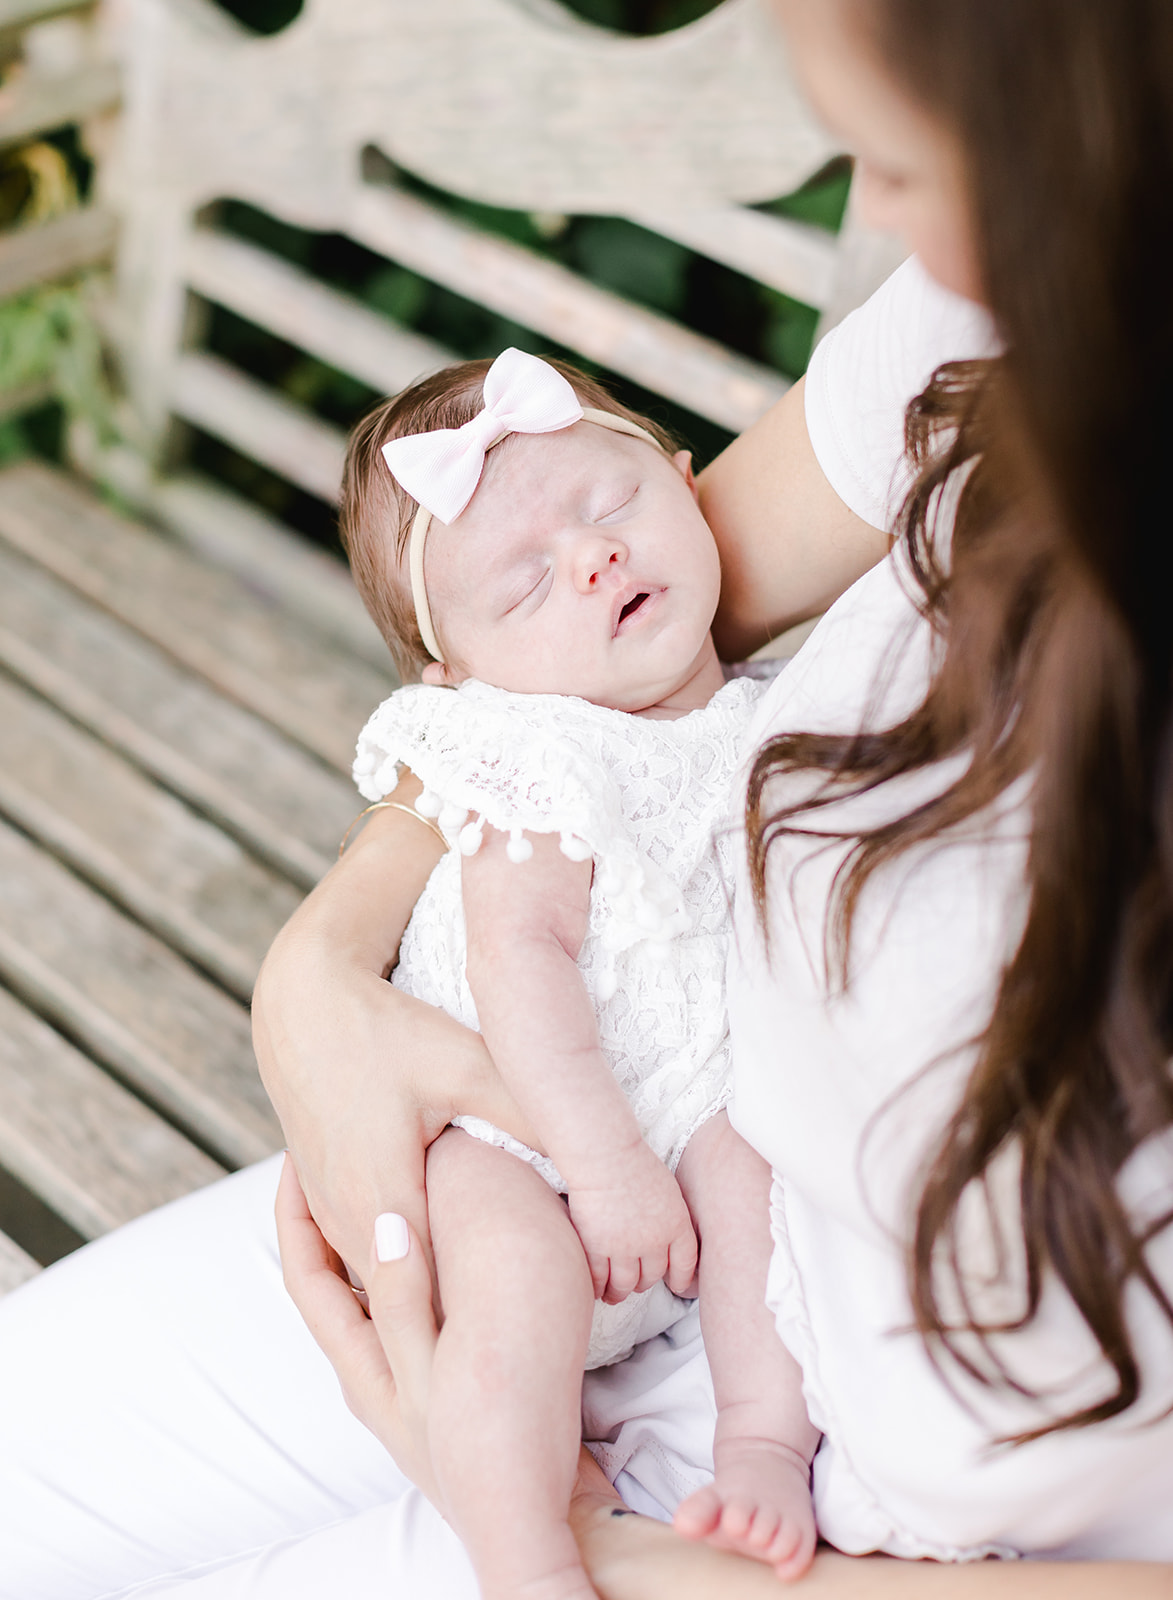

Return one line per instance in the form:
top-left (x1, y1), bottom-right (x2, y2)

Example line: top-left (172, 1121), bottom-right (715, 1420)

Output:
top-left (766, 1180), bottom-right (1018, 1564)
top-left (354, 679), bottom-right (715, 960)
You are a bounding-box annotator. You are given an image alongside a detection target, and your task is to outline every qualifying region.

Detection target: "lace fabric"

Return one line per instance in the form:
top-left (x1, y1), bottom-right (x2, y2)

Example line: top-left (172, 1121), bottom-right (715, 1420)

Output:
top-left (354, 675), bottom-right (768, 1364)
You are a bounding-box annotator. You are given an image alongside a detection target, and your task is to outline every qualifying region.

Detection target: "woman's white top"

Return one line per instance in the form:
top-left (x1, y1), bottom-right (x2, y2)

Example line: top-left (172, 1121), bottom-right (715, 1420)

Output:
top-left (354, 674), bottom-right (766, 1366)
top-left (728, 257), bottom-right (1173, 1560)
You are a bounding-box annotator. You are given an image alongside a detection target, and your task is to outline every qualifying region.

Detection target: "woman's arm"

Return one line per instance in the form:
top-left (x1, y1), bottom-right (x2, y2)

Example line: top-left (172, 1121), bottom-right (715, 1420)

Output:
top-left (253, 771), bottom-right (538, 1270)
top-left (698, 376), bottom-right (889, 661)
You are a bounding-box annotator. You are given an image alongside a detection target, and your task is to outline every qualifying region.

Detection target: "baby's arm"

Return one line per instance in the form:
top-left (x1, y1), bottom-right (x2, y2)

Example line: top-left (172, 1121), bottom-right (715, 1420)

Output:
top-left (675, 1112), bottom-right (821, 1582)
top-left (463, 826), bottom-right (697, 1304)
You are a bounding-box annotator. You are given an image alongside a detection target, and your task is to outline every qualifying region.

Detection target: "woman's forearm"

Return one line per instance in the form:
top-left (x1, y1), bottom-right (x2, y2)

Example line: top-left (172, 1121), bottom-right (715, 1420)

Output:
top-left (575, 1501), bottom-right (1172, 1600)
top-left (253, 775), bottom-right (536, 1266)
top-left (698, 377), bottom-right (889, 660)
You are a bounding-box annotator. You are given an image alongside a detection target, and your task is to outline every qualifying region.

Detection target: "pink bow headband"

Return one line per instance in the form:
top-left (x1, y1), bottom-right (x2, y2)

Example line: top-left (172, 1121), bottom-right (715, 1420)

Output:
top-left (381, 347), bottom-right (661, 663)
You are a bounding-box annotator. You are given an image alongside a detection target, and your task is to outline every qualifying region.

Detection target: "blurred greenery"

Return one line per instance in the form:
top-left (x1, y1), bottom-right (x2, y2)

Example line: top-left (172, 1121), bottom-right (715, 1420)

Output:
top-left (1, 0), bottom-right (853, 556)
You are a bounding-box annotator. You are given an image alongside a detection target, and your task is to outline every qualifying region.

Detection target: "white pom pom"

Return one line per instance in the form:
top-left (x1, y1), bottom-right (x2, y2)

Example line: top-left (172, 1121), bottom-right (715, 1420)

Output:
top-left (416, 789), bottom-right (443, 818)
top-left (596, 968), bottom-right (618, 1002)
top-left (459, 821), bottom-right (484, 856)
top-left (647, 940), bottom-right (672, 964)
top-left (598, 865), bottom-right (625, 896)
top-left (506, 829), bottom-right (533, 864)
top-left (439, 803), bottom-right (468, 832)
top-left (559, 832), bottom-right (592, 863)
top-left (636, 902), bottom-right (664, 934)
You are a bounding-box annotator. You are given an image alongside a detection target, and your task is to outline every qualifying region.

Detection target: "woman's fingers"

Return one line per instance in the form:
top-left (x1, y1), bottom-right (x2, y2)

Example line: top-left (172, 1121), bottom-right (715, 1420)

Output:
top-left (364, 1212), bottom-right (440, 1418)
top-left (275, 1156), bottom-right (388, 1384)
top-left (276, 1162), bottom-right (445, 1505)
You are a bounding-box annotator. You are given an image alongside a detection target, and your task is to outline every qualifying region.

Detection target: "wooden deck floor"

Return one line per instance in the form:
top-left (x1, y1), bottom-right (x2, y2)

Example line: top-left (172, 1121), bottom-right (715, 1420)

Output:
top-left (0, 460), bottom-right (397, 1292)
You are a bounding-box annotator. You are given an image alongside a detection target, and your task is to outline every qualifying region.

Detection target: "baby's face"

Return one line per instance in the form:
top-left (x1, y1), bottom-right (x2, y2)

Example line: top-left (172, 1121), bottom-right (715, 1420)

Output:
top-left (419, 422), bottom-right (721, 713)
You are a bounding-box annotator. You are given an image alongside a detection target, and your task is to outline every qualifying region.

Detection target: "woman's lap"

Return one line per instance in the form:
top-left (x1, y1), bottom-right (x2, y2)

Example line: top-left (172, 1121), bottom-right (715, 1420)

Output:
top-left (0, 1156), bottom-right (438, 1598)
top-left (0, 1155), bottom-right (717, 1598)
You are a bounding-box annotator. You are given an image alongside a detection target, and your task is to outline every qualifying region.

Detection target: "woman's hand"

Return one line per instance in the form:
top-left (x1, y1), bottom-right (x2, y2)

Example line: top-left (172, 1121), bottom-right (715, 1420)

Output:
top-left (275, 1154), bottom-right (445, 1506)
top-left (253, 774), bottom-right (540, 1272)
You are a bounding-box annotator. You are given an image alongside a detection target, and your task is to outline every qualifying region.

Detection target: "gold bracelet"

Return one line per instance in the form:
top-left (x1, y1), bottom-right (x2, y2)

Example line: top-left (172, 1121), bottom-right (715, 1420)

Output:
top-left (338, 800), bottom-right (450, 858)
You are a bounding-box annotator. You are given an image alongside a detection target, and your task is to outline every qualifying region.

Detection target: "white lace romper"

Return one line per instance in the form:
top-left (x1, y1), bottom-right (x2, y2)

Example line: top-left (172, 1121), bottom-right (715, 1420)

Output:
top-left (353, 673), bottom-right (768, 1367)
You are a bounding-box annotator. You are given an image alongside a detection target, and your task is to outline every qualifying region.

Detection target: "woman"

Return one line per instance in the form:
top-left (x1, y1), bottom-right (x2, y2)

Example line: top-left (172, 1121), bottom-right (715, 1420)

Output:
top-left (1, 1), bottom-right (1170, 1593)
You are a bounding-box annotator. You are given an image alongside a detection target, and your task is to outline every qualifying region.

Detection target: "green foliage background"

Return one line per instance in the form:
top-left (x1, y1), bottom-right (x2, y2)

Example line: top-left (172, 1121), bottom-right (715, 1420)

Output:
top-left (1, 0), bottom-right (851, 554)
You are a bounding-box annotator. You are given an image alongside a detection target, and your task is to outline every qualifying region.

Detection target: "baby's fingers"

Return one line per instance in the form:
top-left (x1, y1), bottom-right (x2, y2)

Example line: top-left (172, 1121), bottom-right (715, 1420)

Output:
top-left (586, 1252), bottom-right (611, 1301)
top-left (633, 1248), bottom-right (667, 1296)
top-left (603, 1256), bottom-right (640, 1305)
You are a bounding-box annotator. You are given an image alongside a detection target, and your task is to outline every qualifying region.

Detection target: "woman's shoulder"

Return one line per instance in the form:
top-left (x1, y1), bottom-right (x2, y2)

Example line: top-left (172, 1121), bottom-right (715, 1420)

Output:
top-left (805, 256), bottom-right (1000, 533)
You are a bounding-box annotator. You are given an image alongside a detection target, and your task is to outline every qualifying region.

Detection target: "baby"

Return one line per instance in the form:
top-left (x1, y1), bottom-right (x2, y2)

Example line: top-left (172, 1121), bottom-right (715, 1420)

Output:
top-left (342, 349), bottom-right (819, 1600)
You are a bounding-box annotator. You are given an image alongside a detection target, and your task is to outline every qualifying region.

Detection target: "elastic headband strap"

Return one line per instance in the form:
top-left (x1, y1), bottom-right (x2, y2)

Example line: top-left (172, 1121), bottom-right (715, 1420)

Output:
top-left (409, 408), bottom-right (664, 665)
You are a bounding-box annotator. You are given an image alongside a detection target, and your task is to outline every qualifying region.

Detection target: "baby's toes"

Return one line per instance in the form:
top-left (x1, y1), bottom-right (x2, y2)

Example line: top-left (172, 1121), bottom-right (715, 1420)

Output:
top-left (717, 1494), bottom-right (759, 1543)
top-left (672, 1485), bottom-right (723, 1541)
top-left (743, 1506), bottom-right (782, 1553)
top-left (769, 1519), bottom-right (817, 1583)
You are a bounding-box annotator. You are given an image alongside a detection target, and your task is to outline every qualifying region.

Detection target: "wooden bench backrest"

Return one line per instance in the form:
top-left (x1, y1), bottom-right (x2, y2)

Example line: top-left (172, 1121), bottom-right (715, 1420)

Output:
top-left (96, 0), bottom-right (903, 510)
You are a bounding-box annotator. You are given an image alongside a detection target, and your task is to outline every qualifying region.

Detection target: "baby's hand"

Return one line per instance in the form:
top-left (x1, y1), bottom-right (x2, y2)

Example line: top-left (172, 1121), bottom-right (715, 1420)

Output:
top-left (566, 1139), bottom-right (697, 1305)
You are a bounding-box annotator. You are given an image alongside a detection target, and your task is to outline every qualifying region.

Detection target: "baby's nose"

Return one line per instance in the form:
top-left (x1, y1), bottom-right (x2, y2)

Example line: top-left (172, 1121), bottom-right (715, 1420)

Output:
top-left (576, 540), bottom-right (626, 591)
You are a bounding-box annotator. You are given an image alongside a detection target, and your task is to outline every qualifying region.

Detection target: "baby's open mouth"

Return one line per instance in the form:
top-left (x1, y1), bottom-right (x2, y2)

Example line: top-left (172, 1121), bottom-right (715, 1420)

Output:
top-left (618, 593), bottom-right (650, 627)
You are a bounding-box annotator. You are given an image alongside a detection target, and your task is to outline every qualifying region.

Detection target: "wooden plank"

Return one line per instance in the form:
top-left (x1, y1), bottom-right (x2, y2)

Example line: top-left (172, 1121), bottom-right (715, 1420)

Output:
top-left (0, 673), bottom-right (302, 997)
top-left (0, 541), bottom-right (354, 888)
top-left (0, 461), bottom-right (394, 772)
top-left (0, 0), bottom-right (87, 32)
top-left (0, 822), bottom-right (281, 1167)
top-left (185, 226), bottom-right (452, 402)
top-left (0, 982), bottom-right (225, 1240)
top-left (171, 350), bottom-right (347, 507)
top-left (0, 206), bottom-right (116, 301)
top-left (0, 59), bottom-right (119, 149)
top-left (0, 1227), bottom-right (40, 1295)
top-left (154, 473), bottom-right (394, 674)
top-left (628, 205), bottom-right (837, 311)
top-left (346, 183), bottom-right (789, 433)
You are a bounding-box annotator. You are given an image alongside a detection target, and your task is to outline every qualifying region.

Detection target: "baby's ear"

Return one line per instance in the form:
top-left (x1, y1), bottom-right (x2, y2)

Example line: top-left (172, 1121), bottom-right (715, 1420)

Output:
top-left (672, 448), bottom-right (698, 501)
top-left (419, 662), bottom-right (460, 688)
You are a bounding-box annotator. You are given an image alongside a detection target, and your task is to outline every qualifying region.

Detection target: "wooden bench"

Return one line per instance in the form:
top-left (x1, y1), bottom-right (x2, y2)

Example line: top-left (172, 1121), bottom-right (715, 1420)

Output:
top-left (0, 0), bottom-right (903, 1288)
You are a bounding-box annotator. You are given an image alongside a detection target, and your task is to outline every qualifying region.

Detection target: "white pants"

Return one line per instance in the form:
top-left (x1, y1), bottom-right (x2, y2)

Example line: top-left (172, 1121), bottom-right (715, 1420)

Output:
top-left (0, 1156), bottom-right (716, 1598)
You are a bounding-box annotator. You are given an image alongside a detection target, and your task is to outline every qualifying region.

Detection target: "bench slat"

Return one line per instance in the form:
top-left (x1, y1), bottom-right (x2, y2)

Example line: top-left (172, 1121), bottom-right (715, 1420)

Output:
top-left (630, 204), bottom-right (837, 311)
top-left (0, 983), bottom-right (225, 1241)
top-left (172, 351), bottom-right (347, 508)
top-left (0, 674), bottom-right (301, 997)
top-left (347, 183), bottom-right (789, 434)
top-left (0, 822), bottom-right (280, 1167)
top-left (0, 540), bottom-right (355, 887)
top-left (185, 226), bottom-right (452, 404)
top-left (0, 1228), bottom-right (40, 1295)
top-left (0, 461), bottom-right (393, 771)
top-left (0, 206), bottom-right (118, 301)
top-left (0, 60), bottom-right (120, 150)
top-left (153, 473), bottom-right (391, 673)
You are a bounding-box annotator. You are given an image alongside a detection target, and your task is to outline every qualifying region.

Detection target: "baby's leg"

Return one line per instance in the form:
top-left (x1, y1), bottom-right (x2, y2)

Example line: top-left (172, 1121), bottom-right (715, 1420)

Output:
top-left (674, 1113), bottom-right (821, 1581)
top-left (425, 1128), bottom-right (596, 1600)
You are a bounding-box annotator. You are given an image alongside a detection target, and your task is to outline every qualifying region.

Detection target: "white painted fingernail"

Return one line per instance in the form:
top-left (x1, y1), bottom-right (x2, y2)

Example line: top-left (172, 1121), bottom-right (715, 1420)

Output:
top-left (375, 1212), bottom-right (410, 1262)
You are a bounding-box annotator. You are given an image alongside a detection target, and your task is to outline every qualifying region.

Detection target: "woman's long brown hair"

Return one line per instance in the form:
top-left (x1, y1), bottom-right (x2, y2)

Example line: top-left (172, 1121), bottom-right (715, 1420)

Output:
top-left (747, 0), bottom-right (1173, 1438)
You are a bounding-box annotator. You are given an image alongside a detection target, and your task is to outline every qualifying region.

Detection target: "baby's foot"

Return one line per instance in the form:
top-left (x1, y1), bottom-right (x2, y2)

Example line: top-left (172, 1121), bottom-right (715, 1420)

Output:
top-left (673, 1437), bottom-right (816, 1582)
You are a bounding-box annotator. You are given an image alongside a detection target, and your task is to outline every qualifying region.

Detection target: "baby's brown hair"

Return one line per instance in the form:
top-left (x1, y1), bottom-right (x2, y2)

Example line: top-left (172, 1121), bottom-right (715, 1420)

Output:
top-left (340, 357), bottom-right (680, 681)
